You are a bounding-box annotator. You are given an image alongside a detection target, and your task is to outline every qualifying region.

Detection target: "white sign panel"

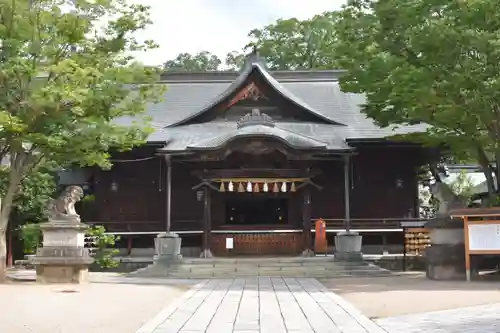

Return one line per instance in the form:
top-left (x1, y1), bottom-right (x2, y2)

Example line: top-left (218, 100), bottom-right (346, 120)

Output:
top-left (468, 224), bottom-right (500, 251)
top-left (226, 237), bottom-right (234, 249)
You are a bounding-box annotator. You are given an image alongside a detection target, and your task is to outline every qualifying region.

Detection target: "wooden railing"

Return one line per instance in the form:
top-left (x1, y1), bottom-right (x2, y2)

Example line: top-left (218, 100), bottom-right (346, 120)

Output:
top-left (313, 218), bottom-right (428, 230)
top-left (86, 219), bottom-right (203, 233)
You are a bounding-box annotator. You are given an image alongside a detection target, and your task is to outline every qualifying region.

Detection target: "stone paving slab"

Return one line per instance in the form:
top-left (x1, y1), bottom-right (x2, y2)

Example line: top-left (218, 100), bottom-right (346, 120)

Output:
top-left (376, 302), bottom-right (500, 333)
top-left (136, 277), bottom-right (386, 333)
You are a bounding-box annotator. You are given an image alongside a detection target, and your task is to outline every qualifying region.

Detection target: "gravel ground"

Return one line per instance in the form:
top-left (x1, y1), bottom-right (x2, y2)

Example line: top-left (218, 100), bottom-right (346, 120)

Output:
top-left (322, 272), bottom-right (500, 319)
top-left (0, 277), bottom-right (190, 333)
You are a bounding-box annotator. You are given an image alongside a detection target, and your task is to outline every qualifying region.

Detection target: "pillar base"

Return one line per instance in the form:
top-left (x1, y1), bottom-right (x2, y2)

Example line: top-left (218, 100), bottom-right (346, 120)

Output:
top-left (200, 249), bottom-right (213, 258)
top-left (334, 231), bottom-right (363, 262)
top-left (154, 232), bottom-right (182, 265)
top-left (301, 249), bottom-right (314, 257)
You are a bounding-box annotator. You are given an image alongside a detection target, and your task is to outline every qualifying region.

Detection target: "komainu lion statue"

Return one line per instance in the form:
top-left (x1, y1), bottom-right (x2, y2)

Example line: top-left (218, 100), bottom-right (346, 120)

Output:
top-left (47, 186), bottom-right (84, 222)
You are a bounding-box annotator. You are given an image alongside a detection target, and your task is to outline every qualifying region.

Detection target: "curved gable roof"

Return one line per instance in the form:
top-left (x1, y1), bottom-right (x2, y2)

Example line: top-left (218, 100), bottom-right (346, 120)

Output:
top-left (167, 62), bottom-right (346, 127)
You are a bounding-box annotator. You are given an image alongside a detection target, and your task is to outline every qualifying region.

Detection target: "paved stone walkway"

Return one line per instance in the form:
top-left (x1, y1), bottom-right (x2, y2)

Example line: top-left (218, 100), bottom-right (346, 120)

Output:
top-left (377, 302), bottom-right (500, 333)
top-left (136, 277), bottom-right (386, 333)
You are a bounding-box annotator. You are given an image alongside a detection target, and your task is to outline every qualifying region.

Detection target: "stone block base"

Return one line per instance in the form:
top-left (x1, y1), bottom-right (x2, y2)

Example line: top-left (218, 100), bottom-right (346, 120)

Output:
top-left (301, 249), bottom-right (314, 257)
top-left (36, 265), bottom-right (89, 284)
top-left (334, 231), bottom-right (363, 262)
top-left (200, 249), bottom-right (213, 258)
top-left (154, 254), bottom-right (182, 265)
top-left (424, 243), bottom-right (465, 280)
top-left (153, 233), bottom-right (183, 266)
top-left (426, 264), bottom-right (466, 280)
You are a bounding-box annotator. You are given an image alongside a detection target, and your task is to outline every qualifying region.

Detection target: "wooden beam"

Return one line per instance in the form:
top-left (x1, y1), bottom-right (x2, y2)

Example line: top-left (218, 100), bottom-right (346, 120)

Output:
top-left (192, 168), bottom-right (322, 180)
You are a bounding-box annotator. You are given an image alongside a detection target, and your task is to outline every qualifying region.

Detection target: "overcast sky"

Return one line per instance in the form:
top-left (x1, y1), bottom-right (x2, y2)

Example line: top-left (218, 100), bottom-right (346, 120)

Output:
top-left (131, 0), bottom-right (347, 65)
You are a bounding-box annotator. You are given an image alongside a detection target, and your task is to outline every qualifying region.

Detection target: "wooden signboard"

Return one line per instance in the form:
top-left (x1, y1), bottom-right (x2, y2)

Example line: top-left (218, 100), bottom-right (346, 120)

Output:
top-left (467, 223), bottom-right (500, 252)
top-left (450, 207), bottom-right (500, 282)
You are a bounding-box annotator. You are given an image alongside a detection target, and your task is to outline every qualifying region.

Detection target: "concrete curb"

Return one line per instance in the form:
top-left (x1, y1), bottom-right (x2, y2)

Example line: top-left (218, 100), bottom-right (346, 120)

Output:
top-left (311, 278), bottom-right (389, 333)
top-left (135, 279), bottom-right (209, 333)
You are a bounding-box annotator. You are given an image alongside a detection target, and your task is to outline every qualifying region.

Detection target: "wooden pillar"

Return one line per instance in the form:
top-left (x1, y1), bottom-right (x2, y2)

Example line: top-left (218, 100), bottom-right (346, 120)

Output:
top-left (343, 155), bottom-right (352, 232)
top-left (464, 216), bottom-right (471, 281)
top-left (302, 188), bottom-right (313, 256)
top-left (164, 155), bottom-right (172, 232)
top-left (200, 187), bottom-right (213, 258)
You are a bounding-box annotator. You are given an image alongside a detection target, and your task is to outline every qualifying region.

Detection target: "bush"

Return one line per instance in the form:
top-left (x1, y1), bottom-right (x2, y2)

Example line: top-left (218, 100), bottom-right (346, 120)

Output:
top-left (86, 225), bottom-right (120, 268)
top-left (18, 223), bottom-right (42, 255)
top-left (18, 222), bottom-right (120, 269)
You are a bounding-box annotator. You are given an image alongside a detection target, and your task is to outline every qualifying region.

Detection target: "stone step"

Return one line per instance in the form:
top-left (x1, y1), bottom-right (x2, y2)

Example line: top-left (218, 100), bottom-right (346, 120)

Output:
top-left (167, 264), bottom-right (383, 273)
top-left (163, 269), bottom-right (393, 279)
top-left (129, 257), bottom-right (393, 279)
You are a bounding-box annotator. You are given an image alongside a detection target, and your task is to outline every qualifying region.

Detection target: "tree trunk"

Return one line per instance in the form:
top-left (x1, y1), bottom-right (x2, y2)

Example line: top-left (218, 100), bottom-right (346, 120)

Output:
top-left (0, 171), bottom-right (23, 281)
top-left (0, 229), bottom-right (6, 282)
top-left (477, 147), bottom-right (496, 205)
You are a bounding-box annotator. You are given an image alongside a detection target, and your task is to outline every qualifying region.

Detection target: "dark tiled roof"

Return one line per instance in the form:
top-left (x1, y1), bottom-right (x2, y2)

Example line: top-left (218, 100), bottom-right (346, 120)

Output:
top-left (137, 64), bottom-right (427, 151)
top-left (185, 124), bottom-right (332, 151)
top-left (160, 108), bottom-right (349, 152)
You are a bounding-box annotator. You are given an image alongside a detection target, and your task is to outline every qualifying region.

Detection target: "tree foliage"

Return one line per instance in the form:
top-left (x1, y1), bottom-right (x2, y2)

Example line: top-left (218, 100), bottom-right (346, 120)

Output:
top-left (246, 12), bottom-right (340, 70)
top-left (0, 0), bottom-right (163, 280)
top-left (333, 0), bottom-right (500, 199)
top-left (163, 11), bottom-right (341, 72)
top-left (0, 166), bottom-right (56, 223)
top-left (164, 51), bottom-right (222, 71)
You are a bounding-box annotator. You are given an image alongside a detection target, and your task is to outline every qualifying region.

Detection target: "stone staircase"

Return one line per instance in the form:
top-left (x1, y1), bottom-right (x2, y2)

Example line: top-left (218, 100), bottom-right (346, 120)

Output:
top-left (129, 256), bottom-right (394, 279)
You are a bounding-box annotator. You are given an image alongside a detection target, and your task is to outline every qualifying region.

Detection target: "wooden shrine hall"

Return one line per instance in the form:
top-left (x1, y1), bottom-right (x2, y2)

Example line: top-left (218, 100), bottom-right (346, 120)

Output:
top-left (78, 50), bottom-right (432, 257)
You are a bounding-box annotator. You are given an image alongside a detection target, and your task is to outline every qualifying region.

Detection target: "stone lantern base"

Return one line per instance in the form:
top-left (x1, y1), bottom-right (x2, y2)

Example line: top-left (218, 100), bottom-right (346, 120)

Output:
top-left (32, 221), bottom-right (93, 284)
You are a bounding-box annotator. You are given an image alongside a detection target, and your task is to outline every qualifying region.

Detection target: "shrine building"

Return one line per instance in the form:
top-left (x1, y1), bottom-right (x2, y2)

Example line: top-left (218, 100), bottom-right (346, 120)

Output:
top-left (77, 51), bottom-right (432, 257)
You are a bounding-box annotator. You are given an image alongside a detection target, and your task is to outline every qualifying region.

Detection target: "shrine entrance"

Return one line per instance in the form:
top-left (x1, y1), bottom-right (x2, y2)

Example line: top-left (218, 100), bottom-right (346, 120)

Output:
top-left (225, 193), bottom-right (289, 226)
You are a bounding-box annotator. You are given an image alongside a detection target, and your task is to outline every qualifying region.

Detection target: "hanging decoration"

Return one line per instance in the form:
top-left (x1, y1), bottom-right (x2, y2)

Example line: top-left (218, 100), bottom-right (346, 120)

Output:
top-left (213, 178), bottom-right (308, 193)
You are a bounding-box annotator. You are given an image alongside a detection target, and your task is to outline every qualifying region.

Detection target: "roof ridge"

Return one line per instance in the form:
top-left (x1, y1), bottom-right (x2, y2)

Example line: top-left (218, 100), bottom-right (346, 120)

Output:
top-left (159, 69), bottom-right (344, 83)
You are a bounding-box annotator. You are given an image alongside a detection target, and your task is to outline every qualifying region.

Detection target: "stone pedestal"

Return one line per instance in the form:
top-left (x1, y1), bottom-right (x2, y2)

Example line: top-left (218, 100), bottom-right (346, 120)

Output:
top-left (301, 249), bottom-right (315, 257)
top-left (334, 231), bottom-right (363, 261)
top-left (33, 221), bottom-right (93, 284)
top-left (154, 232), bottom-right (182, 265)
top-left (424, 218), bottom-right (466, 280)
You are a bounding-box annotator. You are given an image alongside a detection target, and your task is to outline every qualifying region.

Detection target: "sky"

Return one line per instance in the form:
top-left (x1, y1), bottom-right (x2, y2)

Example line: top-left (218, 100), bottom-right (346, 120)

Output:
top-left (131, 0), bottom-right (347, 66)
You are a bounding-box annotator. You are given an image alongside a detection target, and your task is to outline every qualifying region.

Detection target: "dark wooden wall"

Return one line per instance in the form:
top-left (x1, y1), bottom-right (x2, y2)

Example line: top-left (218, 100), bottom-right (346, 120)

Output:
top-left (350, 145), bottom-right (422, 218)
top-left (90, 144), bottom-right (424, 231)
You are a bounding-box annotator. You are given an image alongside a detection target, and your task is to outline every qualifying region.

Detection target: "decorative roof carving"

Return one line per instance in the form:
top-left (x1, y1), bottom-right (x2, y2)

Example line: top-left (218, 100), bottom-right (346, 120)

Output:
top-left (237, 109), bottom-right (275, 129)
top-left (227, 82), bottom-right (267, 108)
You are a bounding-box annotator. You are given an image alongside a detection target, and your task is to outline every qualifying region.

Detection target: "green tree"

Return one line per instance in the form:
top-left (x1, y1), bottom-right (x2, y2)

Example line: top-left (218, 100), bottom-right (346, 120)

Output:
top-left (245, 12), bottom-right (340, 70)
top-left (164, 51), bottom-right (222, 71)
top-left (0, 167), bottom-right (57, 223)
top-left (225, 51), bottom-right (246, 71)
top-left (0, 0), bottom-right (163, 281)
top-left (333, 0), bottom-right (500, 202)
